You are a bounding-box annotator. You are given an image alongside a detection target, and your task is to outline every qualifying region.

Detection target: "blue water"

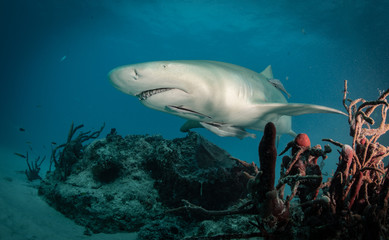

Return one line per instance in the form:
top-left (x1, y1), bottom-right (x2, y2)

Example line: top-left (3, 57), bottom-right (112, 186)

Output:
top-left (1, 0), bottom-right (388, 178)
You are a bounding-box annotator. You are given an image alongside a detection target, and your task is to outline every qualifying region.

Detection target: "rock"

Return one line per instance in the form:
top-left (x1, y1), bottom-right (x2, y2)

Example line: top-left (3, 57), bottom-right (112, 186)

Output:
top-left (143, 132), bottom-right (249, 210)
top-left (38, 132), bottom-right (250, 238)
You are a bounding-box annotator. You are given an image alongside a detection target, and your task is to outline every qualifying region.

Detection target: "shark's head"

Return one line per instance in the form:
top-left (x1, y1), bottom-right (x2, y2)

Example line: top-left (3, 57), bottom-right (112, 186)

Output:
top-left (109, 61), bottom-right (214, 119)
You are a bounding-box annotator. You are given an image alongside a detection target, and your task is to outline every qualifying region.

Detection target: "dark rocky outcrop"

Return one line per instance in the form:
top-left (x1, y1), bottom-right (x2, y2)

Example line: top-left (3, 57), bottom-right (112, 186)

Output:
top-left (38, 132), bottom-right (251, 238)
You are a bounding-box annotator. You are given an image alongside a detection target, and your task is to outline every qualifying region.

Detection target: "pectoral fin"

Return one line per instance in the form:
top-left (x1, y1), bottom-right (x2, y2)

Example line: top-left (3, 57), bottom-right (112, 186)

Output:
top-left (180, 120), bottom-right (203, 132)
top-left (255, 103), bottom-right (347, 118)
top-left (199, 122), bottom-right (256, 139)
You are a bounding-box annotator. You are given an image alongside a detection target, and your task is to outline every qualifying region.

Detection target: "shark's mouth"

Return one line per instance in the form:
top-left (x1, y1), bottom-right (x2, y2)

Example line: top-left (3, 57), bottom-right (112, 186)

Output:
top-left (136, 88), bottom-right (174, 101)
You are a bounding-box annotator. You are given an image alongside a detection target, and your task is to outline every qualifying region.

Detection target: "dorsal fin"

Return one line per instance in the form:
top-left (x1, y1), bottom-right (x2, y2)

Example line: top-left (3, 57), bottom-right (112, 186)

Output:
top-left (260, 65), bottom-right (273, 79)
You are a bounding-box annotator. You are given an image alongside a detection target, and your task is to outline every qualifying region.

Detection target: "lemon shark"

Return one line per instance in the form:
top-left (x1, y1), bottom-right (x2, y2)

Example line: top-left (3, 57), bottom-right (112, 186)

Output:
top-left (109, 60), bottom-right (345, 139)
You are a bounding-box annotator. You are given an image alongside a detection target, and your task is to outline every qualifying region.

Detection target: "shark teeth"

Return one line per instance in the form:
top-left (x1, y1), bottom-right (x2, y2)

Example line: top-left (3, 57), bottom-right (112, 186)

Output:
top-left (136, 88), bottom-right (173, 100)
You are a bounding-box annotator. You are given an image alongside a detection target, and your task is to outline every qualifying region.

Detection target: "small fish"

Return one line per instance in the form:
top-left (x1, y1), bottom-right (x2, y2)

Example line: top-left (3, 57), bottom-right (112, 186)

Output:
top-left (268, 78), bottom-right (291, 98)
top-left (60, 55), bottom-right (67, 62)
top-left (19, 128), bottom-right (25, 132)
top-left (51, 142), bottom-right (57, 145)
top-left (3, 176), bottom-right (13, 182)
top-left (14, 152), bottom-right (27, 158)
top-left (26, 141), bottom-right (32, 144)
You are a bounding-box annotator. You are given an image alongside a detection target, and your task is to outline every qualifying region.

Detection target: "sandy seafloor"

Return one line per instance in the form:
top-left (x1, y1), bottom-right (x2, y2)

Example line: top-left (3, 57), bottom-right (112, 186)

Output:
top-left (0, 146), bottom-right (137, 240)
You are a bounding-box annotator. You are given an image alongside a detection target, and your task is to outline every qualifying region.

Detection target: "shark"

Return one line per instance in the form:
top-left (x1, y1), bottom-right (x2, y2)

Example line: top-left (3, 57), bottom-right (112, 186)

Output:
top-left (109, 60), bottom-right (345, 139)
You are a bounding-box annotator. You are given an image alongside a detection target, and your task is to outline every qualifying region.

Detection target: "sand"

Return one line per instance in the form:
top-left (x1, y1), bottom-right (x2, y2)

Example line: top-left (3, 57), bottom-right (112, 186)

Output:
top-left (0, 147), bottom-right (137, 240)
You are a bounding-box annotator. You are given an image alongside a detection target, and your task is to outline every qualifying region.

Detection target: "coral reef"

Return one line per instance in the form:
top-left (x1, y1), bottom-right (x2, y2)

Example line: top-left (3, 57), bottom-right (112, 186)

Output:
top-left (39, 131), bottom-right (252, 238)
top-left (170, 81), bottom-right (389, 240)
top-left (38, 81), bottom-right (388, 240)
top-left (324, 81), bottom-right (389, 215)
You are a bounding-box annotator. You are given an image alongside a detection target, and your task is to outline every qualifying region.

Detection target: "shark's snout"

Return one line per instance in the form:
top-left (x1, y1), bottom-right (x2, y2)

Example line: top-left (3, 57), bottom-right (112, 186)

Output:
top-left (108, 69), bottom-right (125, 92)
top-left (109, 66), bottom-right (140, 95)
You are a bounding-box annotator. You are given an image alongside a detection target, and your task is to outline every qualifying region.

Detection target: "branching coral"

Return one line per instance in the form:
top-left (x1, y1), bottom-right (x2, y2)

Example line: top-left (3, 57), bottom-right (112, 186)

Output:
top-left (50, 122), bottom-right (105, 180)
top-left (24, 152), bottom-right (46, 181)
top-left (324, 81), bottom-right (389, 213)
top-left (15, 151), bottom-right (46, 181)
top-left (278, 133), bottom-right (330, 204)
top-left (168, 81), bottom-right (389, 240)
